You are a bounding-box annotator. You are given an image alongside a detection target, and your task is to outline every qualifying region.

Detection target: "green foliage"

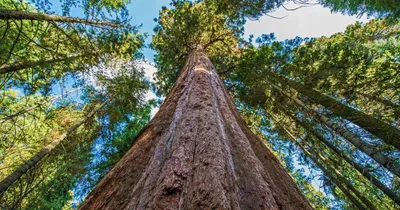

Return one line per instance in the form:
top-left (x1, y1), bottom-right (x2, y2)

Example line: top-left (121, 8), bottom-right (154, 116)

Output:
top-left (218, 0), bottom-right (400, 19)
top-left (0, 58), bottom-right (152, 208)
top-left (319, 0), bottom-right (400, 17)
top-left (31, 0), bottom-right (132, 15)
top-left (0, 92), bottom-right (98, 208)
top-left (231, 17), bottom-right (400, 209)
top-left (0, 1), bottom-right (149, 208)
top-left (151, 0), bottom-right (245, 95)
top-left (210, 0), bottom-right (285, 19)
top-left (288, 18), bottom-right (400, 124)
top-left (3, 0), bottom-right (400, 209)
top-left (0, 0), bottom-right (144, 95)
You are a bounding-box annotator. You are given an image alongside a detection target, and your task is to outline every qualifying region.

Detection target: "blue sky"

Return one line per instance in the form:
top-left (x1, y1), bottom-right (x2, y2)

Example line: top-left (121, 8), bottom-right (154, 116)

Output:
top-left (126, 1), bottom-right (368, 61)
top-left (126, 0), bottom-right (368, 196)
top-left (47, 0), bottom-right (368, 202)
top-left (48, 0), bottom-right (368, 98)
top-left (47, 0), bottom-right (368, 73)
top-left (124, 0), bottom-right (369, 117)
top-left (128, 0), bottom-right (171, 60)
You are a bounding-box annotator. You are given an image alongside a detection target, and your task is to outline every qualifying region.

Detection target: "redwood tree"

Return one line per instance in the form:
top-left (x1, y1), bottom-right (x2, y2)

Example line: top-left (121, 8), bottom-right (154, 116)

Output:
top-left (80, 48), bottom-right (311, 209)
top-left (79, 1), bottom-right (311, 209)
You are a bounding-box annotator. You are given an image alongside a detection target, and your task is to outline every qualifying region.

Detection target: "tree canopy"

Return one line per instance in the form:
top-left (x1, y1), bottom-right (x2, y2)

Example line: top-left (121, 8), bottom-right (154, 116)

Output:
top-left (1, 0), bottom-right (399, 209)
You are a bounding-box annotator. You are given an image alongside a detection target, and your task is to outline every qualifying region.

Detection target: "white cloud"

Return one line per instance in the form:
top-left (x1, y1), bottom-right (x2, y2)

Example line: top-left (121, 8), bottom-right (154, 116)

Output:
top-left (83, 59), bottom-right (160, 118)
top-left (135, 60), bottom-right (158, 83)
top-left (244, 2), bottom-right (370, 41)
top-left (243, 3), bottom-right (372, 193)
top-left (136, 60), bottom-right (160, 118)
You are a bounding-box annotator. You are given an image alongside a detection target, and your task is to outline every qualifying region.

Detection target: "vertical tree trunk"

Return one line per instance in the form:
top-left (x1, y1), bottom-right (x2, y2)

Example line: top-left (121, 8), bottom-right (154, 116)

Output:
top-left (355, 91), bottom-right (399, 111)
top-left (0, 97), bottom-right (112, 194)
top-left (0, 54), bottom-right (89, 75)
top-left (268, 72), bottom-right (400, 151)
top-left (286, 112), bottom-right (400, 205)
top-left (79, 49), bottom-right (312, 210)
top-left (280, 126), bottom-right (369, 210)
top-left (271, 83), bottom-right (400, 178)
top-left (266, 109), bottom-right (400, 205)
top-left (0, 9), bottom-right (122, 28)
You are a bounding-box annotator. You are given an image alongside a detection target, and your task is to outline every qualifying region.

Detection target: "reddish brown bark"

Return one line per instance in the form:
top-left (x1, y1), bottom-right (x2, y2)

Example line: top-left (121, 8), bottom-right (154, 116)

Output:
top-left (79, 50), bottom-right (312, 210)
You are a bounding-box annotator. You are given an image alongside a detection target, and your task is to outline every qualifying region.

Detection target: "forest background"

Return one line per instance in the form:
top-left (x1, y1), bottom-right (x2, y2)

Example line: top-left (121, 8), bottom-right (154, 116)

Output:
top-left (0, 0), bottom-right (399, 209)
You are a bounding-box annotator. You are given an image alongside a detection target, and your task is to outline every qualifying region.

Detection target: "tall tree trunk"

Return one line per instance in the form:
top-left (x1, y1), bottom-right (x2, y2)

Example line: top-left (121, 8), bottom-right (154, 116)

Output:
top-left (79, 49), bottom-right (312, 210)
top-left (0, 97), bottom-right (112, 194)
top-left (0, 54), bottom-right (88, 75)
top-left (355, 91), bottom-right (399, 111)
top-left (0, 9), bottom-right (123, 28)
top-left (0, 88), bottom-right (80, 123)
top-left (268, 72), bottom-right (400, 150)
top-left (266, 108), bottom-right (400, 205)
top-left (300, 137), bottom-right (378, 210)
top-left (284, 112), bottom-right (400, 205)
top-left (281, 126), bottom-right (368, 210)
top-left (271, 83), bottom-right (400, 178)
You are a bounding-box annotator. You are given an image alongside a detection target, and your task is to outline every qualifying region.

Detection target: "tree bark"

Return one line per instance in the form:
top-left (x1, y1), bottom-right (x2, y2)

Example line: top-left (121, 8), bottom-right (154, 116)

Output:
top-left (267, 108), bottom-right (400, 206)
top-left (79, 49), bottom-right (312, 210)
top-left (271, 83), bottom-right (400, 178)
top-left (281, 126), bottom-right (369, 210)
top-left (355, 91), bottom-right (399, 111)
top-left (0, 54), bottom-right (88, 75)
top-left (0, 9), bottom-right (123, 28)
top-left (268, 72), bottom-right (400, 151)
top-left (0, 97), bottom-right (112, 194)
top-left (287, 113), bottom-right (400, 205)
top-left (288, 132), bottom-right (370, 210)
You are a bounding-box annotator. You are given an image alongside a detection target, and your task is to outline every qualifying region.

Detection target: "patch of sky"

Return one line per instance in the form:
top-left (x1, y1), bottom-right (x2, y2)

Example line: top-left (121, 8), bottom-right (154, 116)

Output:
top-left (39, 0), bottom-right (374, 207)
top-left (244, 1), bottom-right (370, 42)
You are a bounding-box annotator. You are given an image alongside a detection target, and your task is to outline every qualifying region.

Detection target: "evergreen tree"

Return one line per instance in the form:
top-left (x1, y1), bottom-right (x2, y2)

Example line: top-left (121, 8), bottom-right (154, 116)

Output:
top-left (79, 1), bottom-right (312, 209)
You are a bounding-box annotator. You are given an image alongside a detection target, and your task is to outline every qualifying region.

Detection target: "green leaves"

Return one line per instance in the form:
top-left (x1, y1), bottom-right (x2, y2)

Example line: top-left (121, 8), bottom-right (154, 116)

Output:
top-left (230, 16), bottom-right (400, 209)
top-left (151, 0), bottom-right (245, 95)
top-left (0, 1), bottom-right (149, 208)
top-left (0, 0), bottom-right (144, 95)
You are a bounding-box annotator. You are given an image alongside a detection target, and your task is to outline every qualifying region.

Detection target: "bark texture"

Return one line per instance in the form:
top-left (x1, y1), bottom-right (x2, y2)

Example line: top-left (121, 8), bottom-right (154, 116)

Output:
top-left (79, 50), bottom-right (312, 210)
top-left (0, 9), bottom-right (121, 27)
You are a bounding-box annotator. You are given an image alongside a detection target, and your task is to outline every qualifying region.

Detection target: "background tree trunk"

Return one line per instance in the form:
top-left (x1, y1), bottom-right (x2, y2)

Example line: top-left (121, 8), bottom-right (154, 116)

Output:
top-left (0, 97), bottom-right (112, 194)
top-left (0, 54), bottom-right (87, 75)
top-left (272, 84), bottom-right (400, 178)
top-left (0, 9), bottom-right (122, 28)
top-left (79, 49), bottom-right (312, 210)
top-left (266, 109), bottom-right (399, 205)
top-left (268, 72), bottom-right (400, 150)
top-left (288, 113), bottom-right (400, 205)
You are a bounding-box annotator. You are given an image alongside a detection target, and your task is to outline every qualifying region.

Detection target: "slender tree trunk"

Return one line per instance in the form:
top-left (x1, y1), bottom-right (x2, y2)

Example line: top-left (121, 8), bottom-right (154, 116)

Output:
top-left (271, 83), bottom-right (400, 178)
top-left (268, 72), bottom-right (400, 150)
top-left (301, 137), bottom-right (378, 210)
top-left (0, 88), bottom-right (80, 123)
top-left (0, 97), bottom-right (112, 194)
top-left (0, 9), bottom-right (122, 28)
top-left (285, 112), bottom-right (400, 205)
top-left (79, 49), bottom-right (312, 210)
top-left (282, 127), bottom-right (368, 210)
top-left (356, 91), bottom-right (399, 111)
top-left (0, 54), bottom-right (89, 75)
